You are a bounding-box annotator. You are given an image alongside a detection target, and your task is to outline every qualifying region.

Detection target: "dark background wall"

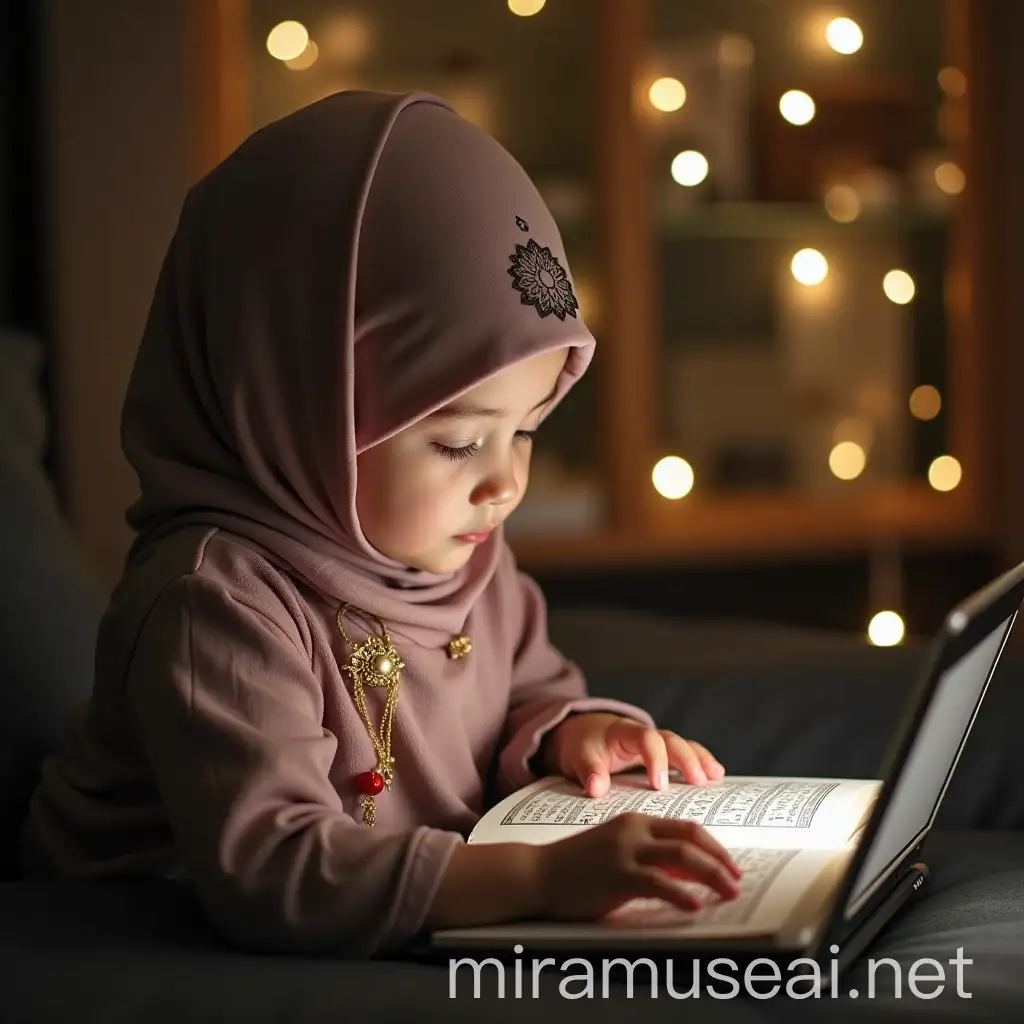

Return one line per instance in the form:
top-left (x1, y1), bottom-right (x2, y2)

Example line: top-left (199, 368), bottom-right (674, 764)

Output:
top-left (1, 0), bottom-right (46, 336)
top-left (1, 0), bottom-right (54, 478)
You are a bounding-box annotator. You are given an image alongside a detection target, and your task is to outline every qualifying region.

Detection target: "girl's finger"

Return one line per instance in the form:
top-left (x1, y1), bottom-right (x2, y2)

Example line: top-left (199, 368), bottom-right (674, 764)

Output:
top-left (686, 739), bottom-right (726, 781)
top-left (649, 818), bottom-right (744, 877)
top-left (662, 733), bottom-right (707, 785)
top-left (632, 727), bottom-right (670, 791)
top-left (633, 868), bottom-right (704, 913)
top-left (570, 735), bottom-right (615, 798)
top-left (638, 841), bottom-right (741, 901)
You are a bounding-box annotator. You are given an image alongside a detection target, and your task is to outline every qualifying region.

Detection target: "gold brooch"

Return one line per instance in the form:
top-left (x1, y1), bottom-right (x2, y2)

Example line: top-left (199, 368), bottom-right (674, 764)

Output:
top-left (447, 633), bottom-right (472, 659)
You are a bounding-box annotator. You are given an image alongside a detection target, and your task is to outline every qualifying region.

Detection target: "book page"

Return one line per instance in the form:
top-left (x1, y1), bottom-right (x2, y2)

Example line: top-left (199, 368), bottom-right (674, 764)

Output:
top-left (431, 846), bottom-right (841, 950)
top-left (471, 773), bottom-right (880, 850)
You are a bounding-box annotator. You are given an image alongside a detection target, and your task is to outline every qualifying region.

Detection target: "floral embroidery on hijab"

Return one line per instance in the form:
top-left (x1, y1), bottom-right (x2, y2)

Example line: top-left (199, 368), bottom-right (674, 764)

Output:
top-left (507, 232), bottom-right (579, 321)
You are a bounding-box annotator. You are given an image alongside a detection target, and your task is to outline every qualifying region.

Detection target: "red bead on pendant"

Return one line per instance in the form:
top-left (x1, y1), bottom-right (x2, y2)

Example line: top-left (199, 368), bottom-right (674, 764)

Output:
top-left (356, 770), bottom-right (384, 796)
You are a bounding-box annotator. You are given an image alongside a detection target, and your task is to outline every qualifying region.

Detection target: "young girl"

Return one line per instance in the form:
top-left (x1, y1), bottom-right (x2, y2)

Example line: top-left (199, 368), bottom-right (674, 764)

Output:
top-left (24, 90), bottom-right (741, 956)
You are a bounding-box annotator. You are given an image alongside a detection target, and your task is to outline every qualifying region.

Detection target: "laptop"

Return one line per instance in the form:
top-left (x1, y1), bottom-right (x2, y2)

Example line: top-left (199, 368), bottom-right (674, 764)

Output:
top-left (423, 560), bottom-right (1024, 982)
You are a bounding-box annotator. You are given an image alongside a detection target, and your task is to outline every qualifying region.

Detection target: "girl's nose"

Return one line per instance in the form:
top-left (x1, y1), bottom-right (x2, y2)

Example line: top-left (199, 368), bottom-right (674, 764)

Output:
top-left (472, 461), bottom-right (520, 506)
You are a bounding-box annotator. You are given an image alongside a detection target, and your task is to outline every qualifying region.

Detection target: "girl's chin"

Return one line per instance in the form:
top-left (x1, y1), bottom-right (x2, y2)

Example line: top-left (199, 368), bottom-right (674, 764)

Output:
top-left (396, 544), bottom-right (476, 575)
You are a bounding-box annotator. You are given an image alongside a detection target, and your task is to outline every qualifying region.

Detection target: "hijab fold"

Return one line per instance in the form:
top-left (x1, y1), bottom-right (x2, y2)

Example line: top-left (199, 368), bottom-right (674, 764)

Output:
top-left (121, 91), bottom-right (595, 647)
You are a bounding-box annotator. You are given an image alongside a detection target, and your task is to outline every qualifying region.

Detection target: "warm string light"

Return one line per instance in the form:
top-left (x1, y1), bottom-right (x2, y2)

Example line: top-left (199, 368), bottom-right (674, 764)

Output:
top-left (829, 442), bottom-right (866, 481)
top-left (909, 385), bottom-right (941, 421)
top-left (824, 184), bottom-right (860, 223)
top-left (883, 270), bottom-right (915, 305)
top-left (508, 0), bottom-right (546, 15)
top-left (935, 162), bottom-right (966, 194)
top-left (928, 455), bottom-right (962, 492)
top-left (649, 77), bottom-right (686, 112)
top-left (868, 611), bottom-right (905, 646)
top-left (790, 248), bottom-right (828, 286)
top-left (779, 90), bottom-right (815, 125)
top-left (670, 150), bottom-right (709, 187)
top-left (825, 17), bottom-right (863, 54)
top-left (266, 20), bottom-right (309, 61)
top-left (266, 20), bottom-right (319, 69)
top-left (652, 456), bottom-right (694, 500)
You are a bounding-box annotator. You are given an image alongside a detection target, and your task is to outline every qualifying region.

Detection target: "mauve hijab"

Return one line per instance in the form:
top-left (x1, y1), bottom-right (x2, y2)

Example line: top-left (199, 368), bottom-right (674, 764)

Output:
top-left (24, 91), bottom-right (656, 956)
top-left (120, 90), bottom-right (593, 644)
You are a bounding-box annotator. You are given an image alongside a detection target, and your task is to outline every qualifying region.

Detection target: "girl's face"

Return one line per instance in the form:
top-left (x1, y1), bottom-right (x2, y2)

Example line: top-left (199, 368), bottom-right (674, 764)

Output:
top-left (356, 347), bottom-right (568, 574)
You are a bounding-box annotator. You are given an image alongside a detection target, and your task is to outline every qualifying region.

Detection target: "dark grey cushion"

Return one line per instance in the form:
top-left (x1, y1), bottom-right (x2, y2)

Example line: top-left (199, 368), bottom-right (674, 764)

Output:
top-left (2, 831), bottom-right (1021, 1022)
top-left (0, 330), bottom-right (106, 880)
top-left (852, 831), bottom-right (1024, 1014)
top-left (548, 609), bottom-right (1024, 830)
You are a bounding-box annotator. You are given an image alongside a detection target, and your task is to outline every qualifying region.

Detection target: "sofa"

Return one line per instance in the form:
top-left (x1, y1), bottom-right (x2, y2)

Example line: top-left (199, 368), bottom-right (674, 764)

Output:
top-left (5, 326), bottom-right (1024, 1022)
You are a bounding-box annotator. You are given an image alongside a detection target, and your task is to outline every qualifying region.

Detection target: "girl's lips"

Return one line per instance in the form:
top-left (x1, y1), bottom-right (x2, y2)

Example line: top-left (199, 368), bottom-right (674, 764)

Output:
top-left (453, 529), bottom-right (493, 544)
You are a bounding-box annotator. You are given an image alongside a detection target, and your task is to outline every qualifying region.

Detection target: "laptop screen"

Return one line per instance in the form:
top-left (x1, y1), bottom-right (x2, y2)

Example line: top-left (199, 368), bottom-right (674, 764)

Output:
top-left (844, 614), bottom-right (1013, 917)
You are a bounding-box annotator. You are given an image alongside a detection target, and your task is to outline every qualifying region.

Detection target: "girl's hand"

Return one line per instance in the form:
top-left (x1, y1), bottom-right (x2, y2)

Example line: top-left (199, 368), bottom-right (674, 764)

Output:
top-left (537, 812), bottom-right (743, 920)
top-left (546, 712), bottom-right (725, 797)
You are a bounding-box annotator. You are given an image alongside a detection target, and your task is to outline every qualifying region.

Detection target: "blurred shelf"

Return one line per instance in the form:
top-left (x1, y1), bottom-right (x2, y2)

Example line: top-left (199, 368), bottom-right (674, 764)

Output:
top-left (510, 483), bottom-right (991, 572)
top-left (658, 201), bottom-right (953, 240)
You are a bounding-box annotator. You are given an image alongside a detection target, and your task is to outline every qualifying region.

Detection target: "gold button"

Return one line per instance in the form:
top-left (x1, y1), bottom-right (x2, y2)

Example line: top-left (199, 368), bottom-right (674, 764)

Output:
top-left (447, 634), bottom-right (472, 659)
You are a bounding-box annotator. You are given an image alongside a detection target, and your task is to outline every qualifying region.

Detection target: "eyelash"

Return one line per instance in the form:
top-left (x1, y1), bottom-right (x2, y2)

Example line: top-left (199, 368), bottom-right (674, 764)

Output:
top-left (434, 431), bottom-right (536, 463)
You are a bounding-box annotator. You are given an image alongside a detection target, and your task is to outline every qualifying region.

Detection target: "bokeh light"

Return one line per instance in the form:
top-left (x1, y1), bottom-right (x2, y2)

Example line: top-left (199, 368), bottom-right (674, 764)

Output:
top-left (824, 184), bottom-right (861, 223)
top-left (780, 90), bottom-right (816, 125)
top-left (883, 269), bottom-right (916, 305)
top-left (649, 77), bottom-right (686, 112)
top-left (652, 456), bottom-right (695, 499)
top-left (670, 150), bottom-right (709, 187)
top-left (938, 66), bottom-right (967, 98)
top-left (826, 17), bottom-right (863, 54)
top-left (909, 385), bottom-right (941, 421)
top-left (935, 162), bottom-right (966, 195)
top-left (508, 0), bottom-right (546, 15)
top-left (829, 441), bottom-right (867, 480)
top-left (868, 611), bottom-right (905, 647)
top-left (266, 21), bottom-right (309, 61)
top-left (928, 455), bottom-right (962, 492)
top-left (791, 248), bottom-right (828, 286)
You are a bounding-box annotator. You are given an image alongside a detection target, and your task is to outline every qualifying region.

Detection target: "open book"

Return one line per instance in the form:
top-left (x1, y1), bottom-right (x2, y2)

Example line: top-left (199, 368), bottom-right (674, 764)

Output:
top-left (431, 772), bottom-right (882, 950)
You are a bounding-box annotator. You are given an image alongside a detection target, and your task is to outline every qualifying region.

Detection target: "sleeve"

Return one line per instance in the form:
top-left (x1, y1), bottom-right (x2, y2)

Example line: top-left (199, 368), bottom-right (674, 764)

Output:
top-left (495, 567), bottom-right (655, 794)
top-left (126, 575), bottom-right (462, 958)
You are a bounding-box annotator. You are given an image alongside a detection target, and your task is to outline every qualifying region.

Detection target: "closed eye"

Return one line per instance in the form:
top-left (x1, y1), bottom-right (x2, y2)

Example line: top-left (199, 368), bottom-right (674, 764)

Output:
top-left (433, 442), bottom-right (480, 462)
top-left (432, 430), bottom-right (537, 463)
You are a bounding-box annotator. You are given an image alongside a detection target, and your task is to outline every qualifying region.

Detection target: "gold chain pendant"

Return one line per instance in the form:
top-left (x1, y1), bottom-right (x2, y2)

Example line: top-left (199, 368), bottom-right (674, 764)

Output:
top-left (337, 604), bottom-right (404, 827)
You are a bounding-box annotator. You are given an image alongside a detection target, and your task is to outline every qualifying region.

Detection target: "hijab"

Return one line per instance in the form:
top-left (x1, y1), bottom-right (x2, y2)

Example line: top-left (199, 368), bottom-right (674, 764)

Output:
top-left (119, 90), bottom-right (595, 649)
